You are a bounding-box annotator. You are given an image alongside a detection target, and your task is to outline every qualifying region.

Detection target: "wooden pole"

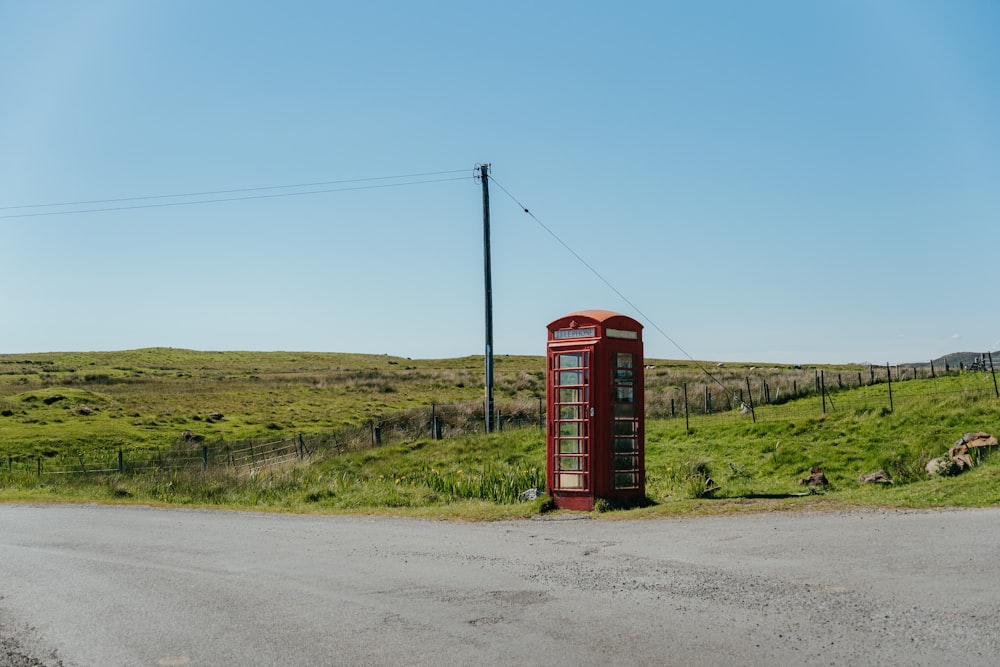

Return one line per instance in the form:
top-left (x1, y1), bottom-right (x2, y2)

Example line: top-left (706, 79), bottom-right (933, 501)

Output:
top-left (821, 370), bottom-right (827, 414)
top-left (886, 362), bottom-right (894, 413)
top-left (480, 163), bottom-right (495, 433)
top-left (683, 383), bottom-right (690, 433)
top-left (745, 377), bottom-right (756, 423)
top-left (989, 352), bottom-right (999, 398)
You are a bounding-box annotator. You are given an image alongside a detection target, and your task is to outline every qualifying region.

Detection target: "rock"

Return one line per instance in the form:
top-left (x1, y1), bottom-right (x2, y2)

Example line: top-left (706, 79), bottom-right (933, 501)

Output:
top-left (926, 458), bottom-right (944, 476)
top-left (949, 444), bottom-right (975, 471)
top-left (946, 433), bottom-right (997, 472)
top-left (956, 432), bottom-right (998, 450)
top-left (859, 470), bottom-right (892, 485)
top-left (519, 488), bottom-right (539, 501)
top-left (206, 412), bottom-right (224, 422)
top-left (181, 431), bottom-right (204, 442)
top-left (799, 467), bottom-right (828, 486)
top-left (926, 457), bottom-right (959, 477)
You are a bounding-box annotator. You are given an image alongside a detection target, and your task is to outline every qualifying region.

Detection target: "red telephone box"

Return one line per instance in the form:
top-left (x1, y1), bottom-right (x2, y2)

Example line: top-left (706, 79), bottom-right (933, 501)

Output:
top-left (546, 310), bottom-right (645, 510)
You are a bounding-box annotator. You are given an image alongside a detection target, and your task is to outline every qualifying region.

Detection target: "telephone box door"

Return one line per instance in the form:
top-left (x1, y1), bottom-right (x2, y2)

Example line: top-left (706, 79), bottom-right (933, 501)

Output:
top-left (549, 347), bottom-right (593, 497)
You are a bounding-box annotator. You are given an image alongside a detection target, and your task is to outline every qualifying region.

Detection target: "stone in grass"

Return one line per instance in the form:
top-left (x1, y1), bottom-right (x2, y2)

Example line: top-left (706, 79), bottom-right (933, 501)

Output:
top-left (798, 467), bottom-right (828, 486)
top-left (858, 470), bottom-right (892, 485)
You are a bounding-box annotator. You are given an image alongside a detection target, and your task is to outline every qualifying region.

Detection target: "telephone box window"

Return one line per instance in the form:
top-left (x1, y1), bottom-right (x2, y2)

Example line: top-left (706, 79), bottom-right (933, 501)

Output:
top-left (614, 403), bottom-right (634, 418)
top-left (559, 422), bottom-right (583, 437)
top-left (557, 352), bottom-right (585, 368)
top-left (560, 405), bottom-right (581, 420)
top-left (614, 420), bottom-right (636, 436)
top-left (614, 438), bottom-right (636, 453)
top-left (559, 474), bottom-right (585, 489)
top-left (559, 370), bottom-right (584, 385)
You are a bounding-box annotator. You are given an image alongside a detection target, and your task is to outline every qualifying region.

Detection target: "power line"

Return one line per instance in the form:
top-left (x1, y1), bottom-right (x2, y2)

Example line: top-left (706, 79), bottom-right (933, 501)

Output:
top-left (488, 174), bottom-right (731, 393)
top-left (0, 175), bottom-right (470, 220)
top-left (0, 169), bottom-right (470, 211)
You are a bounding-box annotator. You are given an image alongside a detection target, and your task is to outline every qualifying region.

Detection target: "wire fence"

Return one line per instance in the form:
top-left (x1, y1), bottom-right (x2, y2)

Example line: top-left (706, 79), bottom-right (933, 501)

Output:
top-left (0, 398), bottom-right (543, 479)
top-left (649, 361), bottom-right (1000, 426)
top-left (2, 360), bottom-right (997, 479)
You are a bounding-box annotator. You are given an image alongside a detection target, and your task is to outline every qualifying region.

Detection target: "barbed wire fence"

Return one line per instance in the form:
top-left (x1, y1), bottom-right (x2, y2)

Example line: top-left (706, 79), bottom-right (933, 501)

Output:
top-left (2, 357), bottom-right (997, 479)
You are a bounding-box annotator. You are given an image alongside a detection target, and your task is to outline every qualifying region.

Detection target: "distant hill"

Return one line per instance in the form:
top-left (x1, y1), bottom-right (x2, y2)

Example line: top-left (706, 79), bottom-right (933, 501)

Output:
top-left (911, 351), bottom-right (999, 370)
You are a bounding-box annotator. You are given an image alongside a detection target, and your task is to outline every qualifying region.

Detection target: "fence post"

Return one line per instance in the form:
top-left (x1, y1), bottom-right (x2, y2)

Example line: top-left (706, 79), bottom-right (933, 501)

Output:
top-left (78, 452), bottom-right (87, 474)
top-left (202, 445), bottom-right (209, 471)
top-left (373, 423), bottom-right (382, 446)
top-left (538, 397), bottom-right (544, 429)
top-left (670, 397), bottom-right (675, 418)
top-left (886, 362), bottom-right (894, 413)
top-left (821, 371), bottom-right (827, 414)
top-left (793, 380), bottom-right (797, 396)
top-left (930, 360), bottom-right (935, 378)
top-left (705, 387), bottom-right (711, 414)
top-left (815, 371), bottom-right (820, 393)
top-left (118, 449), bottom-right (124, 473)
top-left (497, 409), bottom-right (503, 431)
top-left (989, 352), bottom-right (999, 398)
top-left (434, 417), bottom-right (442, 440)
top-left (683, 383), bottom-right (690, 433)
top-left (298, 433), bottom-right (306, 459)
top-left (37, 457), bottom-right (41, 478)
top-left (744, 377), bottom-right (756, 424)
top-left (838, 374), bottom-right (843, 389)
top-left (431, 404), bottom-right (437, 440)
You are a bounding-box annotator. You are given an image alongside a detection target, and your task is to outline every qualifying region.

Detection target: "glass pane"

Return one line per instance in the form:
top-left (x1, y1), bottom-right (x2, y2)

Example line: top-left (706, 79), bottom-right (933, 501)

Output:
top-left (614, 420), bottom-right (636, 436)
top-left (614, 438), bottom-right (636, 453)
top-left (616, 387), bottom-right (633, 403)
top-left (559, 405), bottom-right (581, 420)
top-left (614, 472), bottom-right (638, 489)
top-left (558, 473), bottom-right (584, 490)
top-left (557, 352), bottom-right (584, 369)
top-left (616, 353), bottom-right (633, 368)
top-left (559, 370), bottom-right (583, 386)
top-left (559, 456), bottom-right (582, 471)
top-left (559, 388), bottom-right (581, 403)
top-left (559, 440), bottom-right (583, 454)
top-left (614, 455), bottom-right (635, 471)
top-left (614, 403), bottom-right (634, 418)
top-left (559, 422), bottom-right (581, 437)
top-left (615, 369), bottom-right (633, 384)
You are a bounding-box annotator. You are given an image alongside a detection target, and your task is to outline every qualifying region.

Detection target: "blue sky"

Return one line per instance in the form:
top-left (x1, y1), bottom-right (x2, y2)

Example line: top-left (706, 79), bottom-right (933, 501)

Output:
top-left (2, 1), bottom-right (997, 364)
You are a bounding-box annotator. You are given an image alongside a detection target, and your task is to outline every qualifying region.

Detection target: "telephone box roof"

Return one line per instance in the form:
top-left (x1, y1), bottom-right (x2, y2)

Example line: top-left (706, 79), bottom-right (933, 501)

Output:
top-left (547, 310), bottom-right (643, 329)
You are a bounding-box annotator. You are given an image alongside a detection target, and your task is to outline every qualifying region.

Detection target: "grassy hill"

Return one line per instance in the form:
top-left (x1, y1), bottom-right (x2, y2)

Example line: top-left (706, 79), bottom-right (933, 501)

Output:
top-left (1, 349), bottom-right (998, 517)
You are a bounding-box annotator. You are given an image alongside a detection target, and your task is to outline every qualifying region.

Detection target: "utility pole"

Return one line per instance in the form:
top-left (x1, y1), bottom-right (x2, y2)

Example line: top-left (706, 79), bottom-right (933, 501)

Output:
top-left (480, 163), bottom-right (495, 433)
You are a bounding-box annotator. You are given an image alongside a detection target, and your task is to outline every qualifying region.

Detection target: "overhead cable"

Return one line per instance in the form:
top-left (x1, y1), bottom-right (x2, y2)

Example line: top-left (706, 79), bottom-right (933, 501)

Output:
top-left (488, 174), bottom-right (730, 393)
top-left (0, 175), bottom-right (470, 220)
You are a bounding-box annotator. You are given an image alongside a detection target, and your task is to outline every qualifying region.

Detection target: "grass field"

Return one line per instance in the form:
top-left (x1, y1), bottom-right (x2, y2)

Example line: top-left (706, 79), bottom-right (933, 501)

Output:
top-left (1, 349), bottom-right (998, 518)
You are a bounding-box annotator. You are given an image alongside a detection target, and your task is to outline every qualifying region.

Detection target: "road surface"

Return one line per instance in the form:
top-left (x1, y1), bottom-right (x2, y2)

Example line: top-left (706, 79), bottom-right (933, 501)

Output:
top-left (2, 504), bottom-right (998, 666)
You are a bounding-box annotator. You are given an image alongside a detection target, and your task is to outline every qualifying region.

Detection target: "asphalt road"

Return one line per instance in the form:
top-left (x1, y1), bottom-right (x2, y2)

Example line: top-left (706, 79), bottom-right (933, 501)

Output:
top-left (2, 504), bottom-right (998, 666)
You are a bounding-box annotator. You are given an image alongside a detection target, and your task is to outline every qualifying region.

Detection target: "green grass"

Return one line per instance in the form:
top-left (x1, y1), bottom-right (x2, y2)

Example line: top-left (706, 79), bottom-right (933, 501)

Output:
top-left (1, 350), bottom-right (998, 519)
